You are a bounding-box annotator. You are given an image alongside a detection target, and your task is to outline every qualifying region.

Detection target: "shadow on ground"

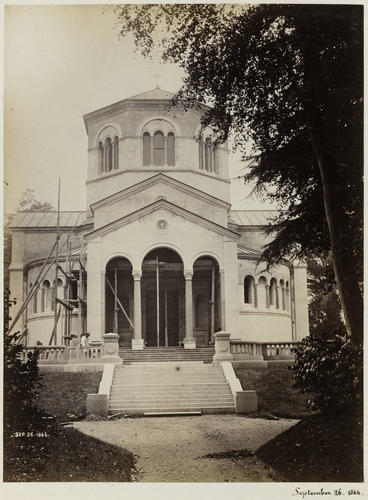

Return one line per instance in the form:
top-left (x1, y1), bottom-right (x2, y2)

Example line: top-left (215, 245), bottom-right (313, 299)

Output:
top-left (256, 410), bottom-right (363, 482)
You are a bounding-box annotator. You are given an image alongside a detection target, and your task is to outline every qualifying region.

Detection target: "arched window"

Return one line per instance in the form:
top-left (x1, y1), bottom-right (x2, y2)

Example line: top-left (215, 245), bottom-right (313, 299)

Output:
top-left (33, 288), bottom-right (38, 314)
top-left (167, 132), bottom-right (175, 166)
top-left (213, 146), bottom-right (219, 174)
top-left (105, 137), bottom-right (112, 172)
top-left (280, 279), bottom-right (286, 310)
top-left (205, 138), bottom-right (212, 171)
top-left (41, 280), bottom-right (50, 312)
top-left (113, 136), bottom-right (119, 170)
top-left (143, 132), bottom-right (151, 166)
top-left (98, 141), bottom-right (103, 175)
top-left (243, 275), bottom-right (255, 304)
top-left (257, 277), bottom-right (268, 308)
top-left (269, 278), bottom-right (277, 307)
top-left (51, 278), bottom-right (63, 312)
top-left (153, 131), bottom-right (165, 166)
top-left (198, 138), bottom-right (204, 170)
top-left (285, 281), bottom-right (290, 311)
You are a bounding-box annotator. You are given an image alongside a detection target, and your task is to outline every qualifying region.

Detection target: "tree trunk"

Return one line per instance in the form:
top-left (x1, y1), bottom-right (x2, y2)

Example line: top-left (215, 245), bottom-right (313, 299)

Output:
top-left (307, 127), bottom-right (363, 345)
top-left (300, 27), bottom-right (363, 345)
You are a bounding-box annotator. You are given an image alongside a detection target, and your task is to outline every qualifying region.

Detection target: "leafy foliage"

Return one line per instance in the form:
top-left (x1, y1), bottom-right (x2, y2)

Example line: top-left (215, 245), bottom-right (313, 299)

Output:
top-left (3, 330), bottom-right (47, 435)
top-left (290, 334), bottom-right (362, 414)
top-left (116, 4), bottom-right (363, 344)
top-left (16, 188), bottom-right (54, 212)
top-left (307, 255), bottom-right (345, 337)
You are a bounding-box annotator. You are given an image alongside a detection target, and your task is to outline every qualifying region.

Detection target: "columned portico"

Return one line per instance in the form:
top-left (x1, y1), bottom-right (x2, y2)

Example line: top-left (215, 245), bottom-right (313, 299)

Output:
top-left (132, 270), bottom-right (144, 349)
top-left (183, 270), bottom-right (195, 349)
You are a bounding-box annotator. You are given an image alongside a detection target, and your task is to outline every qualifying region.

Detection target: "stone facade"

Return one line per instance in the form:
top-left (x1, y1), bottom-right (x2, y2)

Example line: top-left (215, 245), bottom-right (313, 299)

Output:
top-left (9, 87), bottom-right (309, 348)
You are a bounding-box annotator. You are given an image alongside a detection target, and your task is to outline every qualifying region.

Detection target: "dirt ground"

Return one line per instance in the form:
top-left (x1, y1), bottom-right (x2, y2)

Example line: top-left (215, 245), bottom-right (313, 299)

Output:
top-left (73, 414), bottom-right (297, 482)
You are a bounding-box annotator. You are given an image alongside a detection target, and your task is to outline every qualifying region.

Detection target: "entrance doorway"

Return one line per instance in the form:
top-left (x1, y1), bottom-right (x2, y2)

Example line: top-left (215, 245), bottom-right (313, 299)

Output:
top-left (142, 248), bottom-right (184, 347)
top-left (105, 257), bottom-right (134, 346)
top-left (193, 256), bottom-right (221, 345)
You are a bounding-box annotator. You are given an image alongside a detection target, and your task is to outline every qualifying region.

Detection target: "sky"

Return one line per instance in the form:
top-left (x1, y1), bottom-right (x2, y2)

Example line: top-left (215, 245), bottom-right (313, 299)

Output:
top-left (4, 4), bottom-right (274, 213)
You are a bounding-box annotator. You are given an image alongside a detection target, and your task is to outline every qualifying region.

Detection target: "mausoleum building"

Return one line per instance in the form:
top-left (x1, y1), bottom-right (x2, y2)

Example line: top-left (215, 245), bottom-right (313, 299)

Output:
top-left (9, 87), bottom-right (309, 349)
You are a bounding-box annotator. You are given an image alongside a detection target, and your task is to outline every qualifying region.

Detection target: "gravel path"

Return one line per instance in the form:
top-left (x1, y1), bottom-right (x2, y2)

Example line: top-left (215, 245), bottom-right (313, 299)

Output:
top-left (74, 415), bottom-right (297, 482)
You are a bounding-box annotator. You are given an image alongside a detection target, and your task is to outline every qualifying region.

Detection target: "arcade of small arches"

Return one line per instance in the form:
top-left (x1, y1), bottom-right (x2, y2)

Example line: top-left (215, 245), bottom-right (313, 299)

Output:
top-left (143, 130), bottom-right (175, 166)
top-left (198, 137), bottom-right (219, 174)
top-left (28, 277), bottom-right (76, 315)
top-left (97, 135), bottom-right (120, 174)
top-left (104, 247), bottom-right (223, 348)
top-left (243, 275), bottom-right (290, 311)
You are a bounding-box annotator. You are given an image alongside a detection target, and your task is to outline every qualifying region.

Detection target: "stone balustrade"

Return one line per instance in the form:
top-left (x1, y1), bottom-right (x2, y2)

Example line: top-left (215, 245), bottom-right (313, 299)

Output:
top-left (21, 343), bottom-right (103, 364)
top-left (230, 341), bottom-right (264, 360)
top-left (226, 340), bottom-right (300, 361)
top-left (262, 342), bottom-right (300, 360)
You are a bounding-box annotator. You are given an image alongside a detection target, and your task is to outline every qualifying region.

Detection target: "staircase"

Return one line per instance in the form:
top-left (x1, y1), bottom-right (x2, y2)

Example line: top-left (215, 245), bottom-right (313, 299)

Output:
top-left (109, 361), bottom-right (235, 415)
top-left (119, 346), bottom-right (215, 363)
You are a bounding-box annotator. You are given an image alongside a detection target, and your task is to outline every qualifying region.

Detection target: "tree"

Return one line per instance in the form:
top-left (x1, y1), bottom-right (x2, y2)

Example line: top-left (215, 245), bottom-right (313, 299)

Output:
top-left (16, 188), bottom-right (55, 212)
top-left (115, 4), bottom-right (363, 345)
top-left (4, 190), bottom-right (55, 289)
top-left (307, 255), bottom-right (345, 337)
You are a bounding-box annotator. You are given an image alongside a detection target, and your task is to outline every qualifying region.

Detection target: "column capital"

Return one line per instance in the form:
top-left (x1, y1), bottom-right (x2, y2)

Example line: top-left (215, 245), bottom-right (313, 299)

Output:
top-left (184, 270), bottom-right (193, 280)
top-left (132, 270), bottom-right (142, 280)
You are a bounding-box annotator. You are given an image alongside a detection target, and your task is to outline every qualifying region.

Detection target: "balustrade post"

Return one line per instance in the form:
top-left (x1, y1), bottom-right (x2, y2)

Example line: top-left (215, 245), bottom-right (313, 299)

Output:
top-left (213, 331), bottom-right (233, 362)
top-left (102, 333), bottom-right (122, 365)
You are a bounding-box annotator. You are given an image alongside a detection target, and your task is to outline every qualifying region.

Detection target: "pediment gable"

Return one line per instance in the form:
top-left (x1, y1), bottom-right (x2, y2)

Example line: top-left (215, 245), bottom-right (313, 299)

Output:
top-left (85, 199), bottom-right (239, 242)
top-left (90, 173), bottom-right (230, 213)
top-left (90, 173), bottom-right (230, 230)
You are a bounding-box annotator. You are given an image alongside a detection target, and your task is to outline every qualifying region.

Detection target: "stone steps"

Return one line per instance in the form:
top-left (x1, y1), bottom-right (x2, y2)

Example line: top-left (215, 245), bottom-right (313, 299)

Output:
top-left (109, 361), bottom-right (235, 415)
top-left (119, 347), bottom-right (215, 363)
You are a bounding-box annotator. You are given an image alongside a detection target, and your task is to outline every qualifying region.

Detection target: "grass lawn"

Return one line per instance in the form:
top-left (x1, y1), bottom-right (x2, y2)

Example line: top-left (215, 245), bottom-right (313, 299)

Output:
top-left (37, 371), bottom-right (102, 421)
top-left (234, 365), bottom-right (313, 418)
top-left (4, 371), bottom-right (134, 481)
top-left (257, 409), bottom-right (363, 482)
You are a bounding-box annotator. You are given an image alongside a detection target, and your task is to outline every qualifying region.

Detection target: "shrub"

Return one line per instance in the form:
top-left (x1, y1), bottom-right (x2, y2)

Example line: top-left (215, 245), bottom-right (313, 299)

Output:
top-left (4, 330), bottom-right (54, 437)
top-left (290, 333), bottom-right (362, 414)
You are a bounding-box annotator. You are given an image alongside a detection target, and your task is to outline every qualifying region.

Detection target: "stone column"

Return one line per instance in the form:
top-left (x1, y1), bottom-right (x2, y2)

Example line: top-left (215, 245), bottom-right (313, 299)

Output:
top-left (103, 142), bottom-right (107, 172)
top-left (132, 270), bottom-right (144, 350)
top-left (253, 283), bottom-right (258, 307)
top-left (164, 136), bottom-right (168, 165)
top-left (265, 284), bottom-right (270, 308)
top-left (112, 140), bottom-right (116, 170)
top-left (150, 137), bottom-right (154, 165)
top-left (183, 270), bottom-right (195, 349)
top-left (275, 285), bottom-right (280, 309)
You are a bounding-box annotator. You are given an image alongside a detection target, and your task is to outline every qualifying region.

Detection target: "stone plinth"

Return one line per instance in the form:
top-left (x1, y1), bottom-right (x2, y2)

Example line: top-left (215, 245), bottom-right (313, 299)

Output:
top-left (235, 390), bottom-right (258, 414)
top-left (86, 393), bottom-right (109, 416)
top-left (213, 331), bottom-right (233, 361)
top-left (183, 337), bottom-right (196, 349)
top-left (132, 338), bottom-right (144, 350)
top-left (102, 333), bottom-right (122, 364)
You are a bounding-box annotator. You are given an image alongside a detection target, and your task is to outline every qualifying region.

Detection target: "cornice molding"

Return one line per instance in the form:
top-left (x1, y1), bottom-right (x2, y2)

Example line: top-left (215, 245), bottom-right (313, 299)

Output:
top-left (86, 168), bottom-right (231, 187)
